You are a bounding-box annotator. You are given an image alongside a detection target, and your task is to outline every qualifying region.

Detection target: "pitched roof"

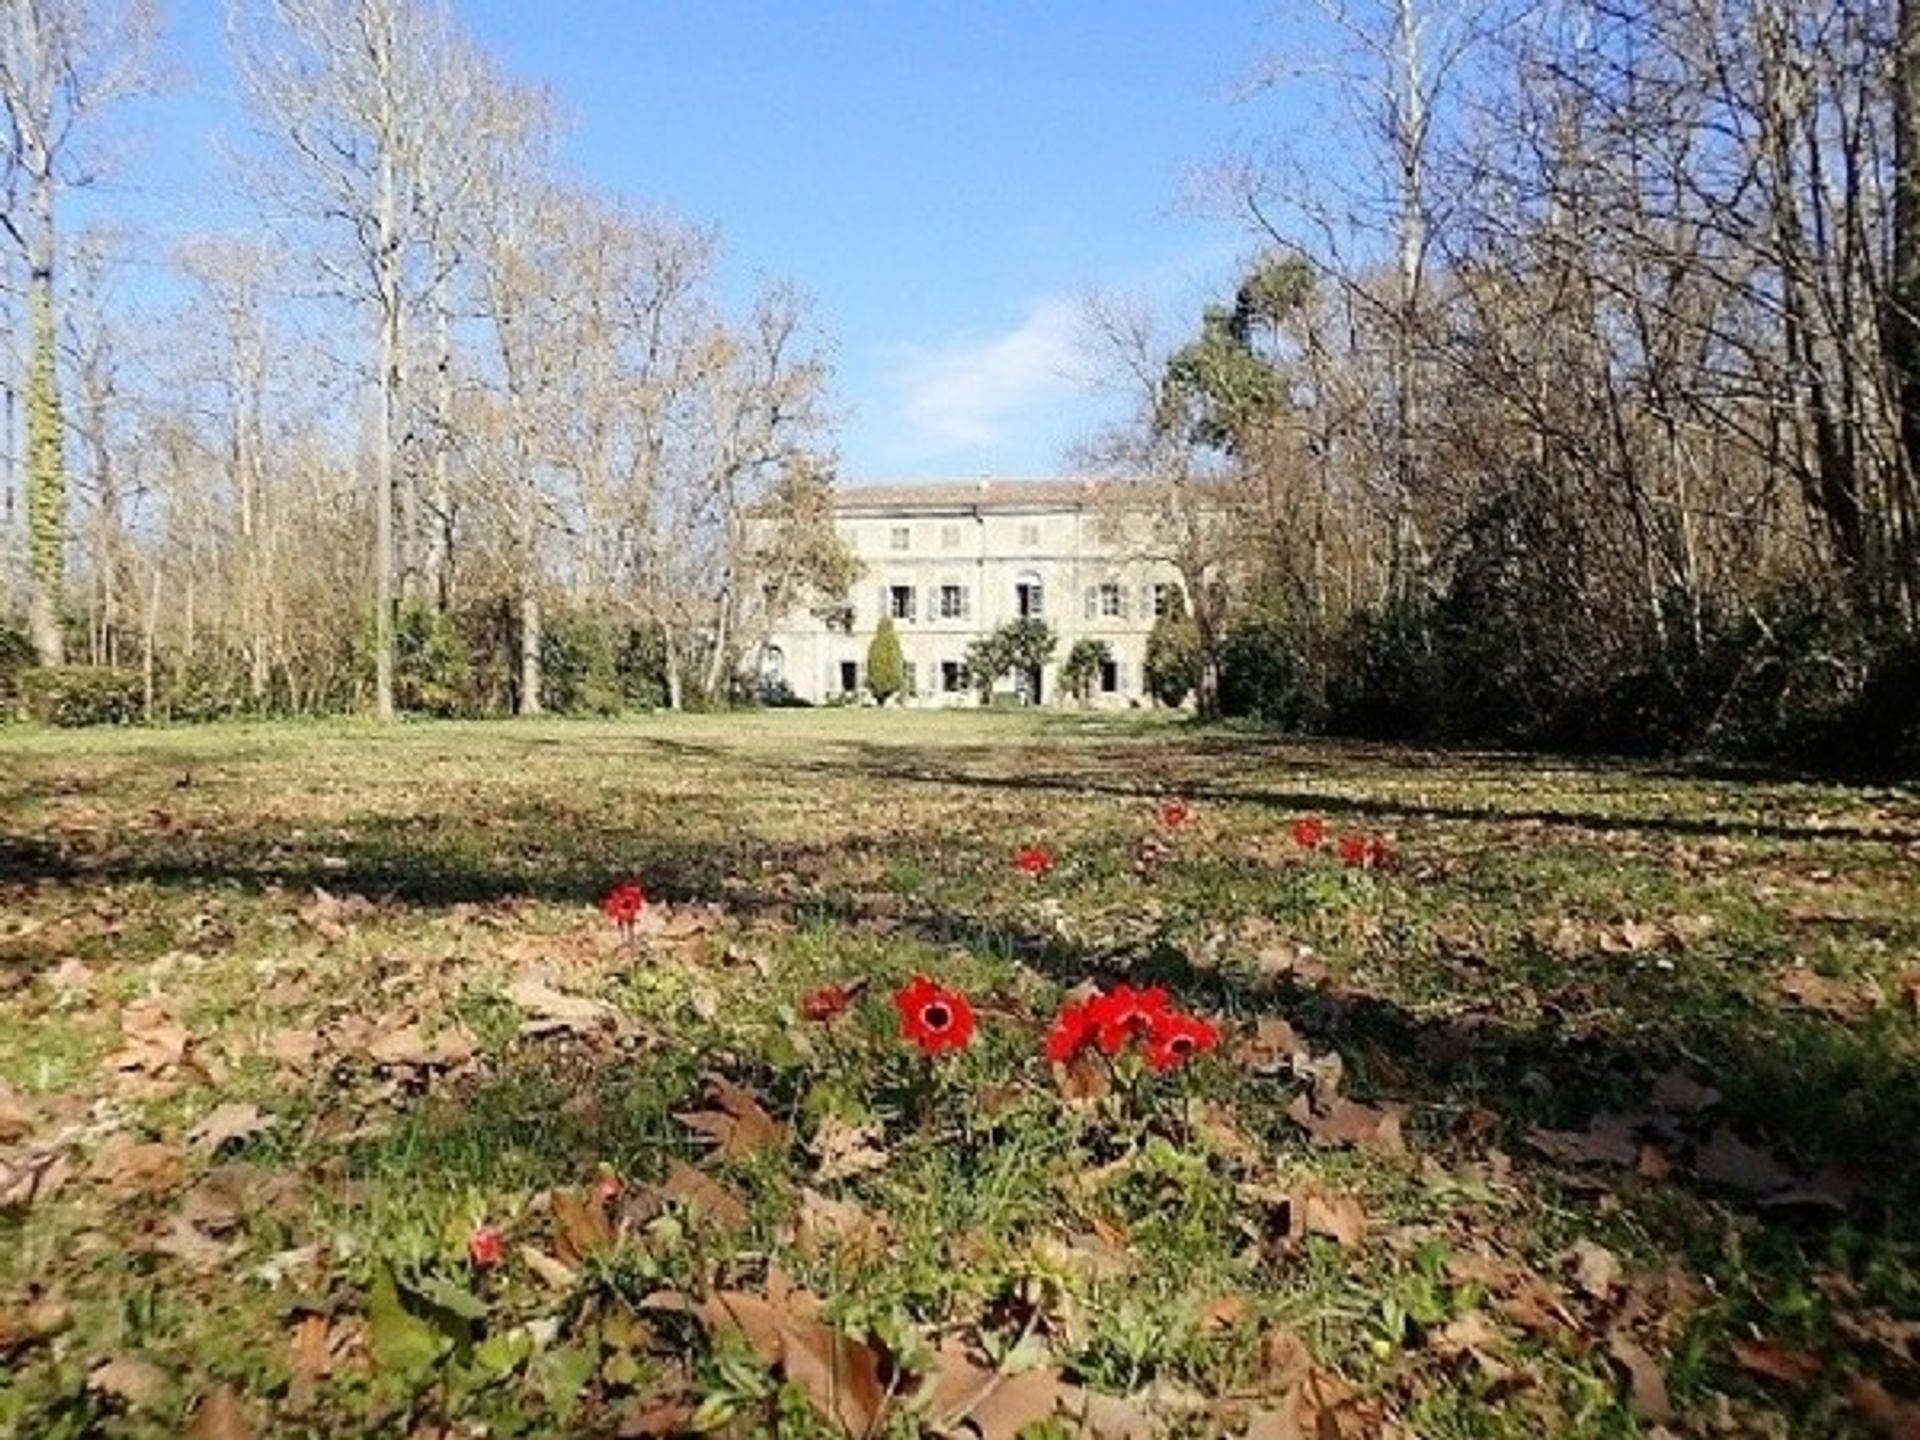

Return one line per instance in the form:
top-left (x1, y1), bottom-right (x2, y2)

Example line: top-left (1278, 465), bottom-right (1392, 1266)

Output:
top-left (833, 477), bottom-right (1121, 514)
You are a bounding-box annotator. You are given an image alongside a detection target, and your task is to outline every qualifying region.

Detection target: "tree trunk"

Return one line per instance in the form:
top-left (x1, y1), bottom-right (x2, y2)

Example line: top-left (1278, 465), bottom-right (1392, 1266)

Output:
top-left (1888, 0), bottom-right (1920, 623)
top-left (24, 260), bottom-right (65, 666)
top-left (518, 587), bottom-right (542, 715)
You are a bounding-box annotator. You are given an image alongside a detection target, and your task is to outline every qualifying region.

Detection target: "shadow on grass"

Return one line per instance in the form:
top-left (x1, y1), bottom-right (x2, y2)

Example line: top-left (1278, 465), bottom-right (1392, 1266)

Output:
top-left (6, 767), bottom-right (1918, 1252)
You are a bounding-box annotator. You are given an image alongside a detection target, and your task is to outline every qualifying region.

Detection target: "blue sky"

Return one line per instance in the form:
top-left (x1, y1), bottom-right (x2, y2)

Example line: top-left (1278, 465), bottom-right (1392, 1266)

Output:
top-left (98, 1), bottom-right (1302, 481)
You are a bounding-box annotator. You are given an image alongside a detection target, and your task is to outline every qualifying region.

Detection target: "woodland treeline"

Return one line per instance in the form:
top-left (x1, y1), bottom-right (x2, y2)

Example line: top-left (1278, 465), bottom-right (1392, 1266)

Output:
top-left (4, 0), bottom-right (1919, 765)
top-left (1, 0), bottom-right (854, 724)
top-left (1101, 0), bottom-right (1920, 764)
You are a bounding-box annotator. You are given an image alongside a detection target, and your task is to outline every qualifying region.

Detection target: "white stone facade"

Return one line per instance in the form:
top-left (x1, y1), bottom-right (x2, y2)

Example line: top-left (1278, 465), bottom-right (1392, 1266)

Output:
top-left (762, 479), bottom-right (1185, 708)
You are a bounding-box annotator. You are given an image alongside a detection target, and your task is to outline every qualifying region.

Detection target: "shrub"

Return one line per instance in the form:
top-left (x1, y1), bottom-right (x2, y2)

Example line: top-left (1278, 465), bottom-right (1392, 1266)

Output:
top-left (1060, 638), bottom-right (1112, 704)
top-left (160, 656), bottom-right (252, 723)
top-left (20, 666), bottom-right (145, 726)
top-left (866, 617), bottom-right (905, 704)
top-left (541, 612), bottom-right (624, 716)
top-left (395, 601), bottom-right (472, 717)
top-left (0, 618), bottom-right (34, 720)
top-left (1219, 612), bottom-right (1325, 728)
top-left (1144, 593), bottom-right (1201, 708)
top-left (1327, 597), bottom-right (1443, 740)
top-left (615, 623), bottom-right (668, 711)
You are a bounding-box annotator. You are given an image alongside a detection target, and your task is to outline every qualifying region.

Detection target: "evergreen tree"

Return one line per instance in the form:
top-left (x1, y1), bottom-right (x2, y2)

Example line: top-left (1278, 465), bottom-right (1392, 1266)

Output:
top-left (866, 616), bottom-right (905, 704)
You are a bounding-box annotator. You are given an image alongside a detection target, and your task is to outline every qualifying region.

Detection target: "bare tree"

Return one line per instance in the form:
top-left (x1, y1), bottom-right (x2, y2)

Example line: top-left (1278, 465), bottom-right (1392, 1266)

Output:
top-left (0, 0), bottom-right (155, 663)
top-left (230, 0), bottom-right (453, 719)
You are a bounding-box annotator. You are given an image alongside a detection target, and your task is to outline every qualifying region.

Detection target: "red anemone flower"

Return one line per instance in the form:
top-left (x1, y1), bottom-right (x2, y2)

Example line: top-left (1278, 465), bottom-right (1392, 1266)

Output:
top-left (602, 881), bottom-right (646, 926)
top-left (1159, 799), bottom-right (1191, 830)
top-left (1014, 844), bottom-right (1055, 876)
top-left (893, 975), bottom-right (975, 1057)
top-left (1336, 835), bottom-right (1370, 868)
top-left (468, 1226), bottom-right (505, 1268)
top-left (1365, 836), bottom-right (1393, 869)
top-left (801, 982), bottom-right (857, 1023)
top-left (1291, 817), bottom-right (1327, 850)
top-left (1045, 997), bottom-right (1098, 1064)
top-left (1088, 983), bottom-right (1171, 1056)
top-left (1143, 1011), bottom-right (1220, 1072)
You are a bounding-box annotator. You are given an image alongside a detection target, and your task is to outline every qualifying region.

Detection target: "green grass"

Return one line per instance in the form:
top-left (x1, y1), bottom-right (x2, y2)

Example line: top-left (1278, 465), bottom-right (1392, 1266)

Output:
top-left (1, 711), bottom-right (1917, 1437)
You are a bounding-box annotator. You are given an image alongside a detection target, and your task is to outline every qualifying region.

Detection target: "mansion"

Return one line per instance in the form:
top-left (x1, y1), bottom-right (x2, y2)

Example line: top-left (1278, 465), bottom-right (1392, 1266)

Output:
top-left (762, 478), bottom-right (1185, 707)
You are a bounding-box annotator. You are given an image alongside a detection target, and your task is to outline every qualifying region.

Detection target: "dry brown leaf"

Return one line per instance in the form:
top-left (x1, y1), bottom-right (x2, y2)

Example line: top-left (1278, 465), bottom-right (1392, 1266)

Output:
top-left (1239, 1016), bottom-right (1308, 1073)
top-left (366, 1022), bottom-right (476, 1069)
top-left (1849, 1375), bottom-right (1920, 1438)
top-left (659, 1158), bottom-right (750, 1232)
top-left (1729, 1337), bottom-right (1823, 1388)
top-left (108, 1001), bottom-right (189, 1075)
top-left (809, 1115), bottom-right (888, 1182)
top-left (1527, 1114), bottom-right (1640, 1169)
top-left (1695, 1128), bottom-right (1793, 1197)
top-left (1296, 1190), bottom-right (1367, 1248)
top-left (677, 1077), bottom-right (785, 1160)
top-left (1777, 964), bottom-right (1870, 1016)
top-left (0, 1151), bottom-right (73, 1212)
top-left (1052, 1051), bottom-right (1112, 1105)
top-left (792, 1187), bottom-right (886, 1260)
top-left (87, 1354), bottom-right (170, 1409)
top-left (0, 1082), bottom-right (36, 1143)
top-left (519, 1244), bottom-right (580, 1291)
top-left (87, 1135), bottom-right (185, 1198)
top-left (505, 975), bottom-right (622, 1035)
top-left (1650, 1069), bottom-right (1721, 1113)
top-left (148, 1214), bottom-right (238, 1271)
top-left (263, 1028), bottom-right (321, 1068)
top-left (1567, 1240), bottom-right (1622, 1301)
top-left (1607, 1332), bottom-right (1671, 1422)
top-left (552, 1188), bottom-right (615, 1263)
top-left (184, 1383), bottom-right (255, 1440)
top-left (186, 1102), bottom-right (272, 1154)
top-left (698, 1290), bottom-right (889, 1437)
top-left (1286, 1094), bottom-right (1405, 1156)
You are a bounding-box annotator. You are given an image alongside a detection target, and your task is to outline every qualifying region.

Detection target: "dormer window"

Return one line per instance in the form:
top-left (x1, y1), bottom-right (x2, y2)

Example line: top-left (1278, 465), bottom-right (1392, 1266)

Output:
top-left (889, 525), bottom-right (911, 551)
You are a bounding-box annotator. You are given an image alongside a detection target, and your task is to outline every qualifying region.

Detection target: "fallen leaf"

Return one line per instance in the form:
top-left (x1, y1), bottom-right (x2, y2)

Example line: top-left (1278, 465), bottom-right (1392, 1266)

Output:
top-left (184, 1383), bottom-right (254, 1440)
top-left (87, 1355), bottom-right (170, 1409)
top-left (792, 1187), bottom-right (887, 1260)
top-left (1052, 1051), bottom-right (1112, 1105)
top-left (1849, 1375), bottom-right (1920, 1438)
top-left (659, 1159), bottom-right (749, 1232)
top-left (1239, 1016), bottom-right (1308, 1073)
top-left (552, 1188), bottom-right (615, 1263)
top-left (0, 1082), bottom-right (35, 1142)
top-left (505, 975), bottom-right (623, 1036)
top-left (1730, 1337), bottom-right (1822, 1388)
top-left (519, 1245), bottom-right (580, 1291)
top-left (148, 1214), bottom-right (239, 1271)
top-left (1607, 1332), bottom-right (1671, 1422)
top-left (1286, 1094), bottom-right (1405, 1155)
top-left (1695, 1128), bottom-right (1793, 1197)
top-left (108, 1001), bottom-right (189, 1075)
top-left (809, 1114), bottom-right (888, 1182)
top-left (1527, 1113), bottom-right (1641, 1169)
top-left (930, 1339), bottom-right (1067, 1440)
top-left (677, 1077), bottom-right (785, 1159)
top-left (186, 1102), bottom-right (272, 1154)
top-left (1295, 1190), bottom-right (1367, 1248)
top-left (87, 1135), bottom-right (185, 1198)
top-left (366, 1021), bottom-right (476, 1069)
top-left (1567, 1240), bottom-right (1622, 1301)
top-left (263, 1028), bottom-right (321, 1068)
top-left (1650, 1069), bottom-right (1721, 1113)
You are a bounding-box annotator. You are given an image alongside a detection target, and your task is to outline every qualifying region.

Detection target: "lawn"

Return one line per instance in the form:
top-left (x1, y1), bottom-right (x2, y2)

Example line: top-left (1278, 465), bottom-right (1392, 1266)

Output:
top-left (2, 711), bottom-right (1918, 1439)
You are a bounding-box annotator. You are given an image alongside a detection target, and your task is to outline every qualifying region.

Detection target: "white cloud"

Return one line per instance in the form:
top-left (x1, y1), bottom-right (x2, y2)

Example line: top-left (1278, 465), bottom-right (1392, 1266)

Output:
top-left (881, 297), bottom-right (1084, 455)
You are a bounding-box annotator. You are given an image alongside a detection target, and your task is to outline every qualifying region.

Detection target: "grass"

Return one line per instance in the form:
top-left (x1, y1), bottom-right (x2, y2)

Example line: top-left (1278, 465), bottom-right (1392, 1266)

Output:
top-left (1, 710), bottom-right (1917, 1438)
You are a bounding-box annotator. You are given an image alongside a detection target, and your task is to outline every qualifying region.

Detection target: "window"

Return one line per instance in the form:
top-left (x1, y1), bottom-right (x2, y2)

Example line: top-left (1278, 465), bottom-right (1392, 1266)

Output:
top-left (902, 661), bottom-right (918, 696)
top-left (1099, 657), bottom-right (1120, 694)
top-left (1019, 523), bottom-right (1040, 547)
top-left (941, 661), bottom-right (964, 693)
top-left (889, 525), bottom-right (911, 551)
top-left (1015, 573), bottom-right (1044, 619)
top-left (937, 584), bottom-right (970, 620)
top-left (839, 661), bottom-right (859, 694)
top-left (1151, 583), bottom-right (1181, 617)
top-left (1088, 581), bottom-right (1127, 619)
top-left (887, 584), bottom-right (916, 621)
top-left (762, 646), bottom-right (785, 682)
top-left (940, 524), bottom-right (961, 550)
